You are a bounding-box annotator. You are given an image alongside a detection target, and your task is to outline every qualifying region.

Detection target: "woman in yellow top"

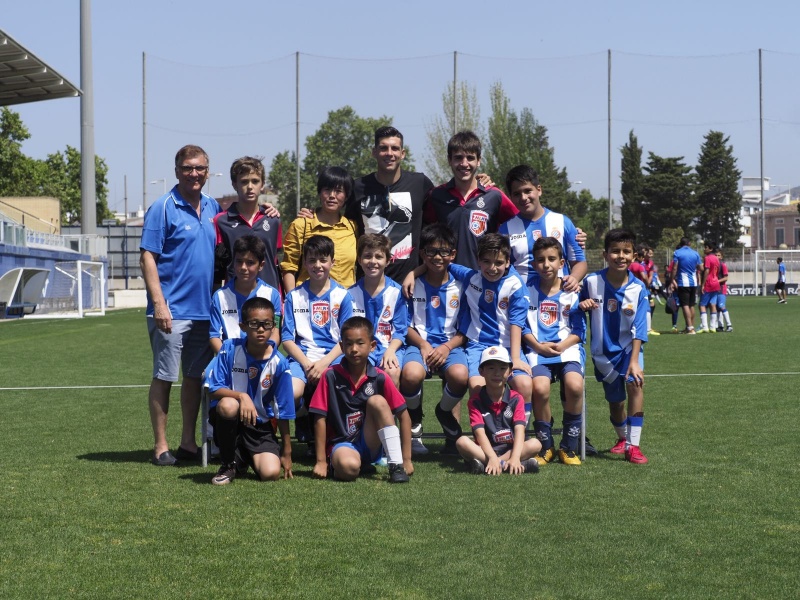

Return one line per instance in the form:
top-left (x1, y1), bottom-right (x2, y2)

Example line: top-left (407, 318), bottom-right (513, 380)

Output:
top-left (280, 166), bottom-right (359, 292)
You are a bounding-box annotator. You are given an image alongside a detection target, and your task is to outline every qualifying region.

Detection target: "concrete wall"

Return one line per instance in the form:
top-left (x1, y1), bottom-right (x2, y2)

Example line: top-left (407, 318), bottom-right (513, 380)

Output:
top-left (0, 197), bottom-right (61, 234)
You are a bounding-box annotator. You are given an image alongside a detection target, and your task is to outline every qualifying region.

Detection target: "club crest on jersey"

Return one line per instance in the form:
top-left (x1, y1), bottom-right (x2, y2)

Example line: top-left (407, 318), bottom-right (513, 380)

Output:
top-left (476, 198), bottom-right (485, 209)
top-left (498, 297), bottom-right (509, 310)
top-left (623, 304), bottom-right (634, 316)
top-left (431, 295), bottom-right (441, 308)
top-left (248, 366), bottom-right (259, 379)
top-left (494, 429), bottom-right (513, 444)
top-left (346, 411), bottom-right (363, 435)
top-left (449, 295), bottom-right (459, 309)
top-left (532, 230), bottom-right (542, 240)
top-left (469, 210), bottom-right (489, 237)
top-left (381, 306), bottom-right (392, 319)
top-left (607, 298), bottom-right (618, 313)
top-left (332, 303), bottom-right (340, 318)
top-left (549, 229), bottom-right (561, 240)
top-left (262, 221), bottom-right (270, 231)
top-left (312, 302), bottom-right (330, 326)
top-left (261, 374), bottom-right (272, 389)
top-left (503, 406), bottom-right (514, 419)
top-left (484, 289), bottom-right (495, 304)
top-left (363, 382), bottom-right (375, 396)
top-left (562, 303), bottom-right (572, 317)
top-left (539, 300), bottom-right (559, 326)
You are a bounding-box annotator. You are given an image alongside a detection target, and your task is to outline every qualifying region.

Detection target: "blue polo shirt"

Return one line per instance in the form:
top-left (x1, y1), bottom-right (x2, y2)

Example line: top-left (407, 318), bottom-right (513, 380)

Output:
top-left (140, 186), bottom-right (221, 320)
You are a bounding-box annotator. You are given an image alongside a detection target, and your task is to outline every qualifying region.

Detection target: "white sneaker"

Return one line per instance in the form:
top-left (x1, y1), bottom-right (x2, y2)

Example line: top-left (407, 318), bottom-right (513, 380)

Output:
top-left (411, 437), bottom-right (429, 455)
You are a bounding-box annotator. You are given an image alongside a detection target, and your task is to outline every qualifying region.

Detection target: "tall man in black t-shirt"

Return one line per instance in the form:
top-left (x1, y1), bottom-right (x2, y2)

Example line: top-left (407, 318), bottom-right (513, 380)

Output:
top-left (345, 126), bottom-right (434, 283)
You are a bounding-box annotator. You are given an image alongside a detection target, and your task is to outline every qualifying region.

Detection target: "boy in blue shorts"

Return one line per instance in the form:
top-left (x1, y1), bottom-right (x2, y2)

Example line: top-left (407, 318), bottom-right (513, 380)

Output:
top-left (776, 257), bottom-right (787, 303)
top-left (697, 242), bottom-right (721, 334)
top-left (456, 346), bottom-right (541, 475)
top-left (209, 235), bottom-right (282, 353)
top-left (523, 237), bottom-right (586, 466)
top-left (204, 297), bottom-right (295, 485)
top-left (715, 250), bottom-right (733, 332)
top-left (309, 316), bottom-right (412, 483)
top-left (401, 223), bottom-right (469, 455)
top-left (281, 235), bottom-right (354, 440)
top-left (579, 229), bottom-right (649, 464)
top-left (348, 233), bottom-right (408, 388)
top-left (500, 165), bottom-right (587, 293)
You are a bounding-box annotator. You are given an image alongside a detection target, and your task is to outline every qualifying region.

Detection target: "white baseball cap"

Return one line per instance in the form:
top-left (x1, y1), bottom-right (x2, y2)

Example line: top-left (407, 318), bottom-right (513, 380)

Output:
top-left (479, 346), bottom-right (512, 367)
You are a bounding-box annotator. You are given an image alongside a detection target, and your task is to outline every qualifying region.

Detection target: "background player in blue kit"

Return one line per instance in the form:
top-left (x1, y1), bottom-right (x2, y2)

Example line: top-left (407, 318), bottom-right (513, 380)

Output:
top-left (281, 235), bottom-right (354, 441)
top-left (776, 257), bottom-right (787, 304)
top-left (669, 237), bottom-right (703, 334)
top-left (401, 224), bottom-right (469, 455)
top-left (309, 316), bottom-right (412, 483)
top-left (500, 165), bottom-right (587, 293)
top-left (348, 234), bottom-right (408, 387)
top-left (579, 229), bottom-right (649, 465)
top-left (523, 237), bottom-right (586, 466)
top-left (209, 235), bottom-right (282, 353)
top-left (204, 297), bottom-right (295, 485)
top-left (456, 346), bottom-right (541, 475)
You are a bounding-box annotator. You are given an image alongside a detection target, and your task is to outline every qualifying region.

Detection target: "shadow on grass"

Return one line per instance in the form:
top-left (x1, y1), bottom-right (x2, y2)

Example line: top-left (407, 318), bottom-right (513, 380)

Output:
top-left (77, 449), bottom-right (208, 468)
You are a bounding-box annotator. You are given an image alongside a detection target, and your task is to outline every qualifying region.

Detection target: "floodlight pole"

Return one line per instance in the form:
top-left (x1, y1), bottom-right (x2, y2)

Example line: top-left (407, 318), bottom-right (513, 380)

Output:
top-left (296, 51), bottom-right (300, 213)
top-left (453, 51), bottom-right (458, 136)
top-left (758, 48), bottom-right (765, 253)
top-left (80, 0), bottom-right (97, 234)
top-left (607, 49), bottom-right (612, 229)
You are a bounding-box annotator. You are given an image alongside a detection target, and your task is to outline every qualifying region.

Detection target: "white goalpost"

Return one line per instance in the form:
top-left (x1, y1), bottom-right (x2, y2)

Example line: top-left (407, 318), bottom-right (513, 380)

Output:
top-left (27, 260), bottom-right (107, 318)
top-left (753, 249), bottom-right (799, 297)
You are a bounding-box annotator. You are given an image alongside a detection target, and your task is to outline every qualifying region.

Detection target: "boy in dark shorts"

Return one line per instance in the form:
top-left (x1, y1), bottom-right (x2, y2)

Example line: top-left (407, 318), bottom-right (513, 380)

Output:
top-left (309, 316), bottom-right (412, 483)
top-left (204, 297), bottom-right (295, 485)
top-left (456, 346), bottom-right (541, 475)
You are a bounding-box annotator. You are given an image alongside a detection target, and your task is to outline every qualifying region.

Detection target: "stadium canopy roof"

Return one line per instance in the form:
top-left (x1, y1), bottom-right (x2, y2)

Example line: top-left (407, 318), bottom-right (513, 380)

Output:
top-left (0, 29), bottom-right (81, 107)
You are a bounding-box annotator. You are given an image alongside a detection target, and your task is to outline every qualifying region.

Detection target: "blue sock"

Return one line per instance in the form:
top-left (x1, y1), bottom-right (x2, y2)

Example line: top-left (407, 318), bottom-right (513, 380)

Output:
top-left (561, 412), bottom-right (582, 452)
top-left (533, 420), bottom-right (553, 451)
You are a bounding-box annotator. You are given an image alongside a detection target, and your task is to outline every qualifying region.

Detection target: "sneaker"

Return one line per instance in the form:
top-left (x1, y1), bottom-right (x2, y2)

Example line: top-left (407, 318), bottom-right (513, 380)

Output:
top-left (467, 458), bottom-right (485, 475)
top-left (584, 436), bottom-right (598, 456)
top-left (440, 438), bottom-right (459, 456)
top-left (696, 328), bottom-right (709, 334)
top-left (558, 448), bottom-right (582, 466)
top-left (609, 438), bottom-right (627, 454)
top-left (373, 456), bottom-right (388, 468)
top-left (535, 447), bottom-right (556, 465)
top-left (388, 463), bottom-right (410, 483)
top-left (726, 326), bottom-right (733, 333)
top-left (625, 445), bottom-right (648, 464)
top-left (716, 326), bottom-right (724, 332)
top-left (152, 450), bottom-right (178, 466)
top-left (411, 437), bottom-right (429, 456)
top-left (686, 328), bottom-right (697, 335)
top-left (521, 458), bottom-right (540, 473)
top-left (212, 463), bottom-right (236, 485)
top-left (411, 422), bottom-right (423, 437)
top-left (778, 299), bottom-right (787, 304)
top-left (648, 329), bottom-right (661, 336)
top-left (707, 328), bottom-right (716, 334)
top-left (671, 326), bottom-right (678, 333)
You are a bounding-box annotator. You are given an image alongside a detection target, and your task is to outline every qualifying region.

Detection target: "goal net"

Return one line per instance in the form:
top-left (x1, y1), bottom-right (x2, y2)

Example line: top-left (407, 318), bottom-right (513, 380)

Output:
top-left (753, 249), bottom-right (799, 297)
top-left (28, 260), bottom-right (107, 318)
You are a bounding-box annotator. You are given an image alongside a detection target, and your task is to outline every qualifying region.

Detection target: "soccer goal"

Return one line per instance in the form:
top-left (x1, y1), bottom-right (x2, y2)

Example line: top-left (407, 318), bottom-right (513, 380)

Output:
top-left (753, 249), bottom-right (799, 297)
top-left (27, 260), bottom-right (107, 318)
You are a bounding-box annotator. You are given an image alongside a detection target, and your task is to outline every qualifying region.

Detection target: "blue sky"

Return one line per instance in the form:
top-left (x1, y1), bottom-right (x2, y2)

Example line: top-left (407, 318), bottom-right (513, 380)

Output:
top-left (4, 1), bottom-right (800, 214)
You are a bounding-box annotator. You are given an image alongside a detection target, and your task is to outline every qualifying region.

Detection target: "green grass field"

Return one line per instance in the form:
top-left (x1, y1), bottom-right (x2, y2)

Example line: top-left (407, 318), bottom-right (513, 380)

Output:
top-left (2, 298), bottom-right (798, 599)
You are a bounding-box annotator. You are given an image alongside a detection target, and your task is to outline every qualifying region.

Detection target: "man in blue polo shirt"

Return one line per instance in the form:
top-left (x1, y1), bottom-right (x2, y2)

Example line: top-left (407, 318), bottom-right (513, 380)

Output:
top-left (668, 237), bottom-right (703, 334)
top-left (140, 145), bottom-right (221, 466)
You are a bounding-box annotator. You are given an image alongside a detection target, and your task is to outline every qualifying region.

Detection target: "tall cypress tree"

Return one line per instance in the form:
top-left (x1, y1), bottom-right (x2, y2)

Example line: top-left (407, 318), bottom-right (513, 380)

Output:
top-left (641, 153), bottom-right (696, 247)
top-left (620, 130), bottom-right (645, 237)
top-left (694, 130), bottom-right (742, 248)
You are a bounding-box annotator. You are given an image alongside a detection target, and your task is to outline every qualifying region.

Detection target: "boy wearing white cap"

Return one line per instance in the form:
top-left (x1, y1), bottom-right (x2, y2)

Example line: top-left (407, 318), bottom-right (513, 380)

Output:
top-left (456, 346), bottom-right (541, 475)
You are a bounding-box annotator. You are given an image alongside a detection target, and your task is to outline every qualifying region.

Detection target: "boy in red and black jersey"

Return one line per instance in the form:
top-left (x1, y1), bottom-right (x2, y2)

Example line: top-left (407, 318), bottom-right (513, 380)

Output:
top-left (309, 316), bottom-right (412, 483)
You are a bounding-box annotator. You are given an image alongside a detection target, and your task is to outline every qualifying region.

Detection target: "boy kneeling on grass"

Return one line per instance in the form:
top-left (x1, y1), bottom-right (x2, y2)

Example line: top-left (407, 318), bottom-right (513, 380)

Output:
top-left (309, 316), bottom-right (412, 483)
top-left (456, 346), bottom-right (542, 475)
top-left (204, 297), bottom-right (295, 485)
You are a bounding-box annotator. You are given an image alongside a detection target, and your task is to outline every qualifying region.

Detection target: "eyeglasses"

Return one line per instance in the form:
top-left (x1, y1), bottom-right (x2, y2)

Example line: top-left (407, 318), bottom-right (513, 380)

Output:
top-left (178, 165), bottom-right (209, 174)
top-left (423, 247), bottom-right (455, 258)
top-left (245, 320), bottom-right (274, 330)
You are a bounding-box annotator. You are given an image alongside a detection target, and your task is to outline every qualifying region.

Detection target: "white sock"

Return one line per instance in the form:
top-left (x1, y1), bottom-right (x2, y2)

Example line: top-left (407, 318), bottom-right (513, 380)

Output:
top-left (722, 310), bottom-right (732, 327)
top-left (700, 312), bottom-right (708, 330)
top-left (646, 311), bottom-right (653, 331)
top-left (439, 385), bottom-right (462, 411)
top-left (710, 313), bottom-right (718, 330)
top-left (378, 425), bottom-right (403, 465)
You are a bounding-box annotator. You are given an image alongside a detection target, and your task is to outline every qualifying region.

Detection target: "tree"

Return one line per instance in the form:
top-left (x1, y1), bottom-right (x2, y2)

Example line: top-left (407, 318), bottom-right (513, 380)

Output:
top-left (620, 130), bottom-right (645, 236)
top-left (42, 146), bottom-right (111, 226)
top-left (570, 189), bottom-right (610, 249)
top-left (0, 107), bottom-right (111, 225)
top-left (268, 106), bottom-right (413, 230)
top-left (640, 153), bottom-right (696, 246)
top-left (484, 82), bottom-right (571, 213)
top-left (424, 81), bottom-right (483, 184)
top-left (694, 130), bottom-right (742, 248)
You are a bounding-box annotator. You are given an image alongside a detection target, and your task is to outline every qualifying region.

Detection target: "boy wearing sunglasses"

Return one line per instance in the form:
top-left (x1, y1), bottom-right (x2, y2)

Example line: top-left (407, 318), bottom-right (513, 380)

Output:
top-left (204, 297), bottom-right (295, 485)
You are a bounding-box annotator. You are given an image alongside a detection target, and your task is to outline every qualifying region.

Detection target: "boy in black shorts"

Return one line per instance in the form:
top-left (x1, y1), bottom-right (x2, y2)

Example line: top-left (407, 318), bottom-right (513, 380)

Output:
top-left (204, 297), bottom-right (295, 484)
